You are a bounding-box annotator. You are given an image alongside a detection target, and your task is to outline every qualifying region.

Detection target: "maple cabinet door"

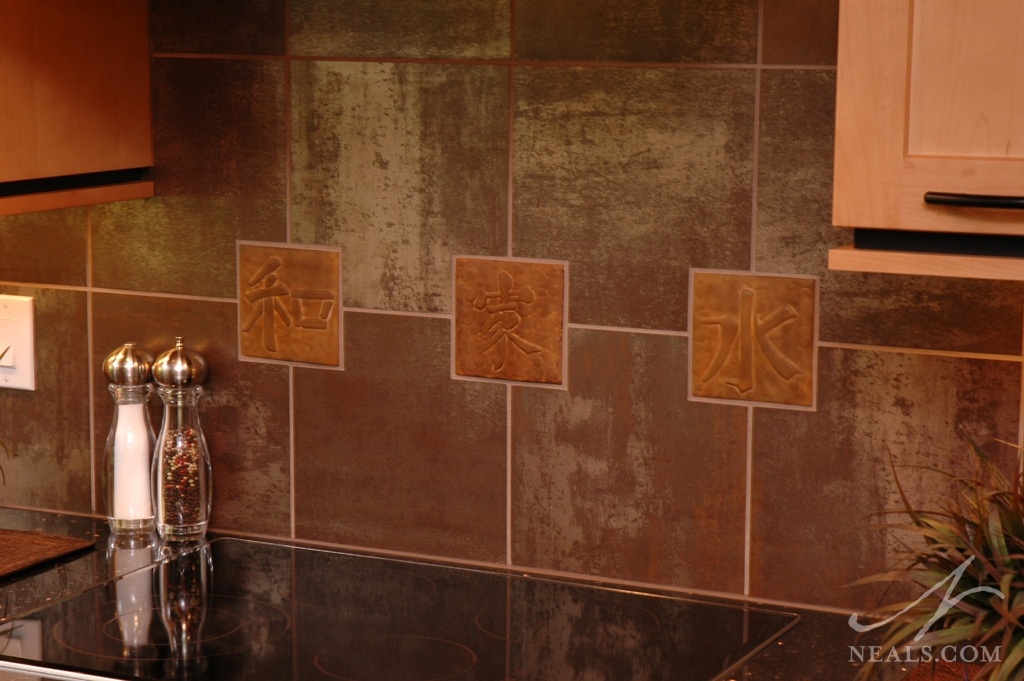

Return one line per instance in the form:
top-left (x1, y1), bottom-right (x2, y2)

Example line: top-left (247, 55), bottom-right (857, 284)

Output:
top-left (833, 0), bottom-right (1024, 234)
top-left (0, 0), bottom-right (152, 184)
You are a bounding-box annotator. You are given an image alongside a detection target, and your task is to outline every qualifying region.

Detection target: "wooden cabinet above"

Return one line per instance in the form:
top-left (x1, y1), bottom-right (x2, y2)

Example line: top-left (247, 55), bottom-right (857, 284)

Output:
top-left (0, 0), bottom-right (153, 216)
top-left (829, 0), bottom-right (1024, 279)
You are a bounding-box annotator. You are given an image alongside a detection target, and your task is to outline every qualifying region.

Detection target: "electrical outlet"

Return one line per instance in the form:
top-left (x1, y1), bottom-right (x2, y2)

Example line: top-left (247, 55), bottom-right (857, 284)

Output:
top-left (0, 295), bottom-right (35, 391)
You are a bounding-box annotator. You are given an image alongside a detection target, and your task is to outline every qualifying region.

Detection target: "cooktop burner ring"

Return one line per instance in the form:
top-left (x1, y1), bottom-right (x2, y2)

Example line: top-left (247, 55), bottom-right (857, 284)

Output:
top-left (50, 594), bottom-right (292, 661)
top-left (314, 634), bottom-right (477, 681)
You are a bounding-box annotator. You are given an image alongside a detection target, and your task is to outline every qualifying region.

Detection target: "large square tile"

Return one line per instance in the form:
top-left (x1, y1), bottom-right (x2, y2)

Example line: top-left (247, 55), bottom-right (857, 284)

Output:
top-left (750, 346), bottom-right (1021, 610)
top-left (294, 313), bottom-right (507, 561)
top-left (512, 327), bottom-right (747, 592)
top-left (91, 294), bottom-right (292, 537)
top-left (290, 61), bottom-right (508, 313)
top-left (513, 67), bottom-right (754, 330)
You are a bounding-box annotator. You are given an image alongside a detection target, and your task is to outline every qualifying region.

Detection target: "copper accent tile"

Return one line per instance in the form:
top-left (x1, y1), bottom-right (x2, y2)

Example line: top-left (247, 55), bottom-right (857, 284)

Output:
top-left (750, 347), bottom-right (1021, 611)
top-left (290, 61), bottom-right (508, 313)
top-left (238, 241), bottom-right (342, 367)
top-left (453, 257), bottom-right (566, 386)
top-left (511, 328), bottom-right (747, 592)
top-left (92, 293), bottom-right (292, 537)
top-left (513, 67), bottom-right (754, 330)
top-left (690, 270), bottom-right (817, 408)
top-left (294, 313), bottom-right (506, 562)
top-left (515, 0), bottom-right (757, 63)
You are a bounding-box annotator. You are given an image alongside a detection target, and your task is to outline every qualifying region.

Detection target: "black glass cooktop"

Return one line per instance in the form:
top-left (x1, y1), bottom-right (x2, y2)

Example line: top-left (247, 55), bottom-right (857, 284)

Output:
top-left (0, 538), bottom-right (798, 681)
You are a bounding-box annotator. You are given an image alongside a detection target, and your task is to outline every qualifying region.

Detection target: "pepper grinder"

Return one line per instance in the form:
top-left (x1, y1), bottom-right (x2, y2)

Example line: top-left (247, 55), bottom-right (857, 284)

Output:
top-left (152, 337), bottom-right (211, 542)
top-left (102, 342), bottom-right (156, 535)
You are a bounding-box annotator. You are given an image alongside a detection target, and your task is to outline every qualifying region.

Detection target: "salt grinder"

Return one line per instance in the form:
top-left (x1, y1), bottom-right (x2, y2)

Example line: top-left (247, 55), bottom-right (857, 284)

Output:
top-left (152, 337), bottom-right (211, 542)
top-left (102, 342), bottom-right (157, 535)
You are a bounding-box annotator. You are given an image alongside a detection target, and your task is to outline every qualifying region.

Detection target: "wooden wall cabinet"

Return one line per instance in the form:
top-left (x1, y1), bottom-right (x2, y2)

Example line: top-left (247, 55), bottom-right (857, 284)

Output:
top-left (0, 0), bottom-right (153, 216)
top-left (829, 0), bottom-right (1024, 279)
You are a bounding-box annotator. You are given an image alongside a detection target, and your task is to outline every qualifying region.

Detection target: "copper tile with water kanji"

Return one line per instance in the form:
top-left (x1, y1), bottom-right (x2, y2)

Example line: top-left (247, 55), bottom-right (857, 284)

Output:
top-left (690, 270), bottom-right (817, 408)
top-left (454, 257), bottom-right (566, 386)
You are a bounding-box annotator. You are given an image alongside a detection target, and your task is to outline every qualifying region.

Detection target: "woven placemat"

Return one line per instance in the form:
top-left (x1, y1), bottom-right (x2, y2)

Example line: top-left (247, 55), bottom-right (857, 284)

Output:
top-left (0, 528), bottom-right (95, 580)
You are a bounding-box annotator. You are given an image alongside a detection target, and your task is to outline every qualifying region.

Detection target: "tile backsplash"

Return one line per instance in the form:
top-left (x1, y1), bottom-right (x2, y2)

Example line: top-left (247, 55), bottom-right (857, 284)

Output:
top-left (1, 0), bottom-right (1022, 615)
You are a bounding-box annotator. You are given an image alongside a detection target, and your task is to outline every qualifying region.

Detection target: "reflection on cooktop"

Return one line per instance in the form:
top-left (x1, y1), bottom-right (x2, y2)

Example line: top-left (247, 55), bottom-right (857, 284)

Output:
top-left (0, 538), bottom-right (798, 681)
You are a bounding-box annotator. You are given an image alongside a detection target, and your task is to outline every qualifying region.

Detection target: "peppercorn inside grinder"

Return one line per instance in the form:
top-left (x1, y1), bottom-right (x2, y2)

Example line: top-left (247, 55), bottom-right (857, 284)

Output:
top-left (102, 342), bottom-right (157, 535)
top-left (151, 337), bottom-right (211, 542)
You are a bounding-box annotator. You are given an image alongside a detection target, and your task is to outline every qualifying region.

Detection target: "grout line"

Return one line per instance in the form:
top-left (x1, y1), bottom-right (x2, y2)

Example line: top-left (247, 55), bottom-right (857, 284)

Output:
top-left (507, 383), bottom-right (513, 565)
top-left (284, 4), bottom-right (293, 245)
top-left (344, 307), bottom-right (453, 320)
top-left (568, 322), bottom-right (687, 337)
top-left (85, 288), bottom-right (238, 304)
top-left (289, 365), bottom-right (296, 539)
top-left (818, 340), bottom-right (1022, 362)
top-left (749, 0), bottom-right (764, 275)
top-left (85, 209), bottom-right (97, 515)
top-left (285, 0), bottom-right (296, 540)
top-left (149, 51), bottom-right (834, 73)
top-left (744, 405), bottom-right (754, 597)
top-left (506, 0), bottom-right (516, 258)
top-left (742, 0), bottom-right (763, 600)
top-left (504, 0), bottom-right (517, 605)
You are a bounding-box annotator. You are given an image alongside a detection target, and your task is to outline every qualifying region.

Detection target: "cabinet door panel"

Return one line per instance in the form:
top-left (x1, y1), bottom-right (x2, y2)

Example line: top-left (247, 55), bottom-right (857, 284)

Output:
top-left (908, 0), bottom-right (1024, 159)
top-left (833, 0), bottom-right (1024, 234)
top-left (0, 0), bottom-right (152, 183)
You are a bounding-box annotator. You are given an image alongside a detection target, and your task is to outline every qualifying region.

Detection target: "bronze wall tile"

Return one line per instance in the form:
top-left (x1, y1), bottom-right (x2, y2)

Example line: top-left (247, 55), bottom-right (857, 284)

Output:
top-left (690, 271), bottom-right (817, 408)
top-left (289, 0), bottom-right (509, 59)
top-left (755, 69), bottom-right (838, 277)
top-left (293, 313), bottom-right (507, 562)
top-left (92, 58), bottom-right (287, 298)
top-left (290, 61), bottom-right (508, 312)
top-left (513, 67), bottom-right (754, 330)
top-left (238, 241), bottom-right (342, 367)
top-left (511, 328), bottom-right (747, 592)
top-left (453, 257), bottom-right (566, 385)
top-left (761, 0), bottom-right (839, 65)
top-left (150, 0), bottom-right (286, 55)
top-left (750, 346), bottom-right (1021, 610)
top-left (91, 294), bottom-right (292, 537)
top-left (756, 69), bottom-right (1024, 355)
top-left (0, 286), bottom-right (91, 512)
top-left (820, 273), bottom-right (1024, 355)
top-left (515, 0), bottom-right (758, 63)
top-left (0, 208), bottom-right (88, 286)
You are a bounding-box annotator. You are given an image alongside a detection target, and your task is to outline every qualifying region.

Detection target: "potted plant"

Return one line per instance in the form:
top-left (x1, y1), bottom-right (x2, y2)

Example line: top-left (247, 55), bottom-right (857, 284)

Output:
top-left (852, 435), bottom-right (1024, 681)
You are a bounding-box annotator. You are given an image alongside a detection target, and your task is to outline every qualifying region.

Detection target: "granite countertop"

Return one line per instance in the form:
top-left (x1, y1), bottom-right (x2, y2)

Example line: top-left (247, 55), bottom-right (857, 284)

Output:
top-left (0, 506), bottom-right (907, 681)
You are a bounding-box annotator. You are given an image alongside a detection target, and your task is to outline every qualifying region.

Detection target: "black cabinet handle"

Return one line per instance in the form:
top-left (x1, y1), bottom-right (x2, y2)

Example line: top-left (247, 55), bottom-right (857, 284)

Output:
top-left (924, 192), bottom-right (1024, 209)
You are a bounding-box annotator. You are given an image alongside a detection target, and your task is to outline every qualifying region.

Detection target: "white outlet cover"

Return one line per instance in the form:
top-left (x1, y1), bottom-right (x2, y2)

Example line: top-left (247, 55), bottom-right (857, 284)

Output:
top-left (0, 294), bottom-right (35, 391)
